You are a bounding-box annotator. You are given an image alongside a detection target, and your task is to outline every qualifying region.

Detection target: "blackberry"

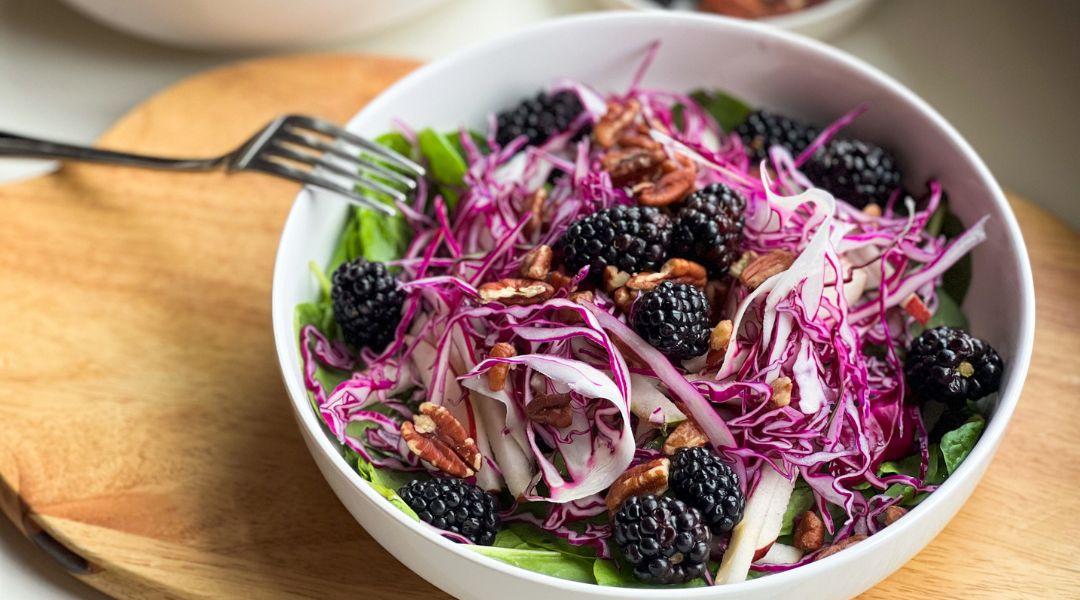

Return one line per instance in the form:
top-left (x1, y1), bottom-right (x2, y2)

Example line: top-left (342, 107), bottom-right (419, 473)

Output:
top-left (495, 90), bottom-right (586, 149)
top-left (734, 109), bottom-right (819, 163)
top-left (612, 495), bottom-right (711, 584)
top-left (557, 205), bottom-right (672, 277)
top-left (671, 183), bottom-right (746, 277)
top-left (631, 281), bottom-right (711, 360)
top-left (398, 478), bottom-right (499, 545)
top-left (669, 447), bottom-right (745, 534)
top-left (330, 258), bottom-right (405, 352)
top-left (905, 326), bottom-right (1003, 408)
top-left (803, 139), bottom-right (902, 209)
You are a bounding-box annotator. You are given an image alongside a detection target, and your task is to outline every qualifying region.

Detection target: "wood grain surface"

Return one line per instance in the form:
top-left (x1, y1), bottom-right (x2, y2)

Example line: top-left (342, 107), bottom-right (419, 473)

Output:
top-left (0, 54), bottom-right (1076, 600)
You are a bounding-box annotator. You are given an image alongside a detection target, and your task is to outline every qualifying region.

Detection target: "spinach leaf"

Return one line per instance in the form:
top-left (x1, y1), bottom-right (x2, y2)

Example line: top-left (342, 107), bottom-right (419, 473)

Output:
top-left (507, 523), bottom-right (599, 559)
top-left (418, 128), bottom-right (467, 211)
top-left (445, 130), bottom-right (490, 160)
top-left (688, 89), bottom-right (753, 132)
top-left (779, 480), bottom-right (815, 536)
top-left (940, 415), bottom-right (986, 475)
top-left (374, 131), bottom-right (413, 158)
top-left (293, 302), bottom-right (350, 411)
top-left (938, 209), bottom-right (973, 303)
top-left (927, 287), bottom-right (969, 330)
top-left (469, 546), bottom-right (595, 584)
top-left (355, 456), bottom-right (419, 521)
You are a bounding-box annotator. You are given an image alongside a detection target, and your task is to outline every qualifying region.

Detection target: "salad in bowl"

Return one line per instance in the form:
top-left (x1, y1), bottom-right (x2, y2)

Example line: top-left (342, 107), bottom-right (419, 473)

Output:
top-left (291, 42), bottom-right (1004, 589)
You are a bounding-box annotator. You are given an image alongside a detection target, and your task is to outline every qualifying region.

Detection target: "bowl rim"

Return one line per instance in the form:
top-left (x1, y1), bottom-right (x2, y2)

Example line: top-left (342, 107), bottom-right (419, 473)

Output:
top-left (271, 11), bottom-right (1035, 596)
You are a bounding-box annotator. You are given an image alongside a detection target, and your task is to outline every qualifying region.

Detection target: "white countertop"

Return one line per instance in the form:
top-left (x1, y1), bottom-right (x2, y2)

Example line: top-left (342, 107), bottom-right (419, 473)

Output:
top-left (1, 0), bottom-right (1076, 597)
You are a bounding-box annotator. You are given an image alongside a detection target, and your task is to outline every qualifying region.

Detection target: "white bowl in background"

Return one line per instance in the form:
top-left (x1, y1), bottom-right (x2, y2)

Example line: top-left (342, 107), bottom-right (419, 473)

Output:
top-left (599, 0), bottom-right (878, 40)
top-left (271, 12), bottom-right (1034, 600)
top-left (60, 0), bottom-right (450, 50)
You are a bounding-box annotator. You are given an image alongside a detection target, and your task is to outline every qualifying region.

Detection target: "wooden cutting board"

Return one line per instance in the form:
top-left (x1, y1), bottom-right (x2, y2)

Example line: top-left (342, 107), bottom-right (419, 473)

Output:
top-left (0, 54), bottom-right (1077, 600)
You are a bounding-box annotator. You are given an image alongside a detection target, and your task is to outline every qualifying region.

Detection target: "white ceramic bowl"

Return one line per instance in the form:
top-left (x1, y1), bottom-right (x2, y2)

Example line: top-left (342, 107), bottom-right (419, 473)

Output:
top-left (60, 0), bottom-right (450, 50)
top-left (271, 13), bottom-right (1034, 600)
top-left (599, 0), bottom-right (879, 40)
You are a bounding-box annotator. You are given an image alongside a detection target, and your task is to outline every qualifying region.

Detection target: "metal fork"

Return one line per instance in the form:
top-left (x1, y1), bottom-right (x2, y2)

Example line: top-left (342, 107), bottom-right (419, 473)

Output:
top-left (0, 115), bottom-right (424, 216)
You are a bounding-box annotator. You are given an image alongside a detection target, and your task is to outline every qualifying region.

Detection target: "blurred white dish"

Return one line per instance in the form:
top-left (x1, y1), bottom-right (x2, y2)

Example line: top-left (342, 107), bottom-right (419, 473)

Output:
top-left (60, 0), bottom-right (451, 50)
top-left (272, 11), bottom-right (1033, 600)
top-left (599, 0), bottom-right (878, 39)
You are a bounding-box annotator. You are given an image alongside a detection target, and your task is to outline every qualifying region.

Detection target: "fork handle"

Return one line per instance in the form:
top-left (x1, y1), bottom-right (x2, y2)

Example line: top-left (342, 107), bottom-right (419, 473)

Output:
top-left (0, 130), bottom-right (225, 171)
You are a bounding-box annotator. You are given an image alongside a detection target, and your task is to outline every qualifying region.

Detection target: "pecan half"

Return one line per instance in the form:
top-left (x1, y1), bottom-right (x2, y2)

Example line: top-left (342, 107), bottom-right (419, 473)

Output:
top-left (478, 278), bottom-right (555, 305)
top-left (814, 534), bottom-right (868, 561)
top-left (527, 393), bottom-right (573, 428)
top-left (662, 420), bottom-right (708, 455)
top-left (524, 188), bottom-right (548, 236)
top-left (768, 376), bottom-right (793, 409)
top-left (568, 290), bottom-right (594, 304)
top-left (605, 458), bottom-right (670, 515)
top-left (625, 259), bottom-right (708, 291)
top-left (739, 250), bottom-right (796, 290)
top-left (546, 269), bottom-right (574, 291)
top-left (882, 506), bottom-right (907, 526)
top-left (401, 402), bottom-right (482, 477)
top-left (863, 203), bottom-right (882, 217)
top-left (793, 510), bottom-right (825, 552)
top-left (638, 155), bottom-right (697, 207)
top-left (594, 99), bottom-right (641, 148)
top-left (728, 250), bottom-right (759, 279)
top-left (601, 147), bottom-right (665, 187)
top-left (519, 244), bottom-right (553, 280)
top-left (487, 342), bottom-right (516, 392)
top-left (603, 266), bottom-right (631, 293)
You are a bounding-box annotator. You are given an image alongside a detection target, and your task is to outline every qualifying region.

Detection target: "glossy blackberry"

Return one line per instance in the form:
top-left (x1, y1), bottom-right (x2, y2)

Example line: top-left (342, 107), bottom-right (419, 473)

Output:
top-left (330, 258), bottom-right (405, 352)
top-left (631, 281), bottom-right (711, 361)
top-left (398, 478), bottom-right (499, 545)
top-left (905, 326), bottom-right (1003, 408)
top-left (671, 183), bottom-right (746, 277)
top-left (669, 447), bottom-right (745, 534)
top-left (803, 139), bottom-right (902, 209)
top-left (495, 90), bottom-right (586, 149)
top-left (557, 205), bottom-right (672, 277)
top-left (612, 495), bottom-right (711, 584)
top-left (734, 109), bottom-right (819, 163)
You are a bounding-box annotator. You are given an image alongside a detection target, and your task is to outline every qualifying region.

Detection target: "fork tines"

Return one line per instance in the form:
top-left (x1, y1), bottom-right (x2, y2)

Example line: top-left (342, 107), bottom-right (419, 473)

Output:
top-left (245, 115), bottom-right (425, 215)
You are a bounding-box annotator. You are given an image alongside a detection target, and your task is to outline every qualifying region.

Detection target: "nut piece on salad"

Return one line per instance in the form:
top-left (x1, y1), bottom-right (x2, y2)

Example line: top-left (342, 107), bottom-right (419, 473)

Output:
top-left (605, 457), bottom-right (671, 515)
top-left (793, 510), bottom-right (825, 552)
top-left (401, 403), bottom-right (482, 477)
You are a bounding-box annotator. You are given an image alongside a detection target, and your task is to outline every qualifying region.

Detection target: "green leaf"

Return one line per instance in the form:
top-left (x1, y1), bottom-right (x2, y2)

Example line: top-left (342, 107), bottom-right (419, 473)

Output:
top-left (418, 128), bottom-right (467, 211)
top-left (779, 481), bottom-right (815, 536)
top-left (374, 132), bottom-right (413, 157)
top-left (940, 415), bottom-right (986, 475)
top-left (688, 89), bottom-right (754, 132)
top-left (926, 202), bottom-right (948, 238)
top-left (468, 546), bottom-right (595, 583)
top-left (293, 302), bottom-right (350, 412)
top-left (592, 557), bottom-right (706, 588)
top-left (445, 130), bottom-right (490, 159)
top-left (506, 523), bottom-right (599, 559)
top-left (354, 454), bottom-right (419, 521)
top-left (938, 210), bottom-right (973, 303)
top-left (927, 288), bottom-right (968, 330)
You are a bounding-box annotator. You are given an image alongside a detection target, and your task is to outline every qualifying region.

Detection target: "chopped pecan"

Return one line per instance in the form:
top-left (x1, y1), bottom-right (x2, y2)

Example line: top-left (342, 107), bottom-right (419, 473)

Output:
top-left (612, 286), bottom-right (638, 314)
top-left (401, 402), bottom-right (482, 477)
top-left (728, 250), bottom-right (759, 279)
top-left (814, 534), bottom-right (868, 561)
top-left (739, 250), bottom-right (796, 290)
top-left (547, 269), bottom-right (574, 291)
top-left (594, 99), bottom-right (641, 148)
top-left (487, 342), bottom-right (516, 392)
top-left (768, 376), bottom-right (793, 409)
top-left (662, 420), bottom-right (708, 455)
top-left (605, 458), bottom-right (670, 515)
top-left (478, 278), bottom-right (555, 305)
top-left (519, 245), bottom-right (553, 280)
top-left (793, 510), bottom-right (825, 552)
top-left (863, 203), bottom-right (882, 217)
top-left (616, 127), bottom-right (662, 151)
top-left (710, 319), bottom-right (733, 353)
top-left (527, 393), bottom-right (573, 428)
top-left (603, 266), bottom-right (631, 293)
top-left (601, 147), bottom-right (665, 187)
top-left (638, 154), bottom-right (697, 207)
top-left (524, 188), bottom-right (548, 236)
top-left (882, 506), bottom-right (907, 526)
top-left (569, 290), bottom-right (594, 304)
top-left (625, 259), bottom-right (708, 291)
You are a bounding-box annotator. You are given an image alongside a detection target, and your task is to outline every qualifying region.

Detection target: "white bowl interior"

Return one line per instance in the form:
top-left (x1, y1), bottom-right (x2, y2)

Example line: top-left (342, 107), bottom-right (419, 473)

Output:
top-left (272, 13), bottom-right (1034, 600)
